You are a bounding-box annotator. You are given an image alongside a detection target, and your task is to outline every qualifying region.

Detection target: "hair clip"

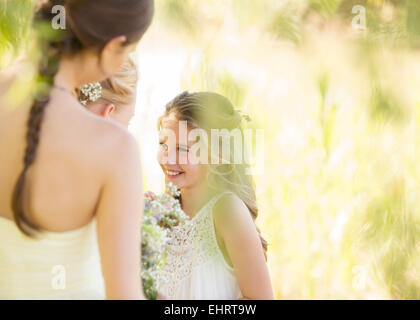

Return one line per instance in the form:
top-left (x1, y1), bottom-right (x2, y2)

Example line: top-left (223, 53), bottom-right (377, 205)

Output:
top-left (237, 110), bottom-right (252, 122)
top-left (79, 82), bottom-right (102, 105)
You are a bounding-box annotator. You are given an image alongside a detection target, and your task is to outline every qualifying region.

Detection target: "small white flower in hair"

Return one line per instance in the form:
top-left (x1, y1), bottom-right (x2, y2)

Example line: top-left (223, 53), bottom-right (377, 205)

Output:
top-left (237, 109), bottom-right (252, 122)
top-left (79, 82), bottom-right (102, 105)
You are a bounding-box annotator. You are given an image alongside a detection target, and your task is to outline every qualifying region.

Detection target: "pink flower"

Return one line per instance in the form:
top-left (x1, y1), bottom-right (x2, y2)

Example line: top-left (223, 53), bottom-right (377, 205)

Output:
top-left (144, 191), bottom-right (156, 201)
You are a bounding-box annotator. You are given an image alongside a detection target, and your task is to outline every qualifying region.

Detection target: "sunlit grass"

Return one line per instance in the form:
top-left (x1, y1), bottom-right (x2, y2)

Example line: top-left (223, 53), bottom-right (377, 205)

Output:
top-left (143, 0), bottom-right (420, 299)
top-left (2, 0), bottom-right (420, 299)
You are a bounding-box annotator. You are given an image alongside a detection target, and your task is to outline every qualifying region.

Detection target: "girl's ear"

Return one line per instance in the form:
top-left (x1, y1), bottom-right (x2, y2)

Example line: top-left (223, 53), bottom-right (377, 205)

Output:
top-left (104, 35), bottom-right (127, 53)
top-left (100, 103), bottom-right (116, 118)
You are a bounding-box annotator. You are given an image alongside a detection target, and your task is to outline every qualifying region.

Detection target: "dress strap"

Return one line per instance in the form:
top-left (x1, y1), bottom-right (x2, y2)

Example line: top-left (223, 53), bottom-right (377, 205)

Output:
top-left (191, 191), bottom-right (235, 224)
top-left (208, 191), bottom-right (234, 212)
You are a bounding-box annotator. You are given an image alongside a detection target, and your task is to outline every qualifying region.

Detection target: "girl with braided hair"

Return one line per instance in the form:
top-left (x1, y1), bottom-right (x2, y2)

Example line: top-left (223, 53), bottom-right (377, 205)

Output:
top-left (0, 0), bottom-right (154, 299)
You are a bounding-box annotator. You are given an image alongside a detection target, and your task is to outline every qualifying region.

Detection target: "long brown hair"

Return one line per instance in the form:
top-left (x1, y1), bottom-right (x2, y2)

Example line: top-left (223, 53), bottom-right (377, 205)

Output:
top-left (160, 91), bottom-right (268, 259)
top-left (12, 0), bottom-right (154, 236)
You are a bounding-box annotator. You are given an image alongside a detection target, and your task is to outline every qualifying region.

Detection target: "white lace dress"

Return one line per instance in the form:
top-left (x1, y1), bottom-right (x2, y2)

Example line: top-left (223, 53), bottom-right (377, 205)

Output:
top-left (158, 192), bottom-right (242, 300)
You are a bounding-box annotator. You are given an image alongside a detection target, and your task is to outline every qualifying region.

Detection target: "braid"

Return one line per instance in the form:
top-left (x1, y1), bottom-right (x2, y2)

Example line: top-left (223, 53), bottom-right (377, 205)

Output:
top-left (11, 1), bottom-right (62, 236)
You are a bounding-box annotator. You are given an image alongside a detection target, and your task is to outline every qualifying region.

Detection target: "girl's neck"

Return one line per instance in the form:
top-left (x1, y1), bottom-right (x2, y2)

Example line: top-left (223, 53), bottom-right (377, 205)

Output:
top-left (180, 184), bottom-right (216, 219)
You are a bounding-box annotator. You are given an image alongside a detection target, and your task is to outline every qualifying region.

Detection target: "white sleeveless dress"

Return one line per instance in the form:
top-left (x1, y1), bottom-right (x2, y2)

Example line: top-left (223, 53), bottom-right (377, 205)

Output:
top-left (0, 217), bottom-right (105, 299)
top-left (158, 192), bottom-right (243, 300)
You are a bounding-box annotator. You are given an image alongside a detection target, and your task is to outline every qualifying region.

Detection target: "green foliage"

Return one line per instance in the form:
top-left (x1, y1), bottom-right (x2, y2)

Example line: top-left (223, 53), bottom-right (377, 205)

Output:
top-left (265, 0), bottom-right (420, 48)
top-left (404, 0), bottom-right (420, 47)
top-left (166, 0), bottom-right (420, 299)
top-left (369, 80), bottom-right (404, 122)
top-left (0, 0), bottom-right (34, 68)
top-left (158, 0), bottom-right (199, 39)
top-left (308, 0), bottom-right (343, 18)
top-left (269, 5), bottom-right (303, 45)
top-left (182, 55), bottom-right (247, 109)
top-left (351, 179), bottom-right (420, 299)
top-left (317, 71), bottom-right (337, 158)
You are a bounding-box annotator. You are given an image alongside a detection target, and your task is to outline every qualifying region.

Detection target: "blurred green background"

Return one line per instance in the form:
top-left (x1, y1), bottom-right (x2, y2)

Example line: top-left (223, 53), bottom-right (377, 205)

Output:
top-left (2, 0), bottom-right (420, 299)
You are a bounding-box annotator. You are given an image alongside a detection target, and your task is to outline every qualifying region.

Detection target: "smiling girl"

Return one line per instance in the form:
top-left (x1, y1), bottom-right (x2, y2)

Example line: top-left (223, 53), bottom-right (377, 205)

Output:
top-left (156, 91), bottom-right (274, 300)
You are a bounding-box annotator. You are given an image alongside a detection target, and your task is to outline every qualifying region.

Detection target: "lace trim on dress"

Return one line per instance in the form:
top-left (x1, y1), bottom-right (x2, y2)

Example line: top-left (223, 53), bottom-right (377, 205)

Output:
top-left (158, 192), bottom-right (233, 299)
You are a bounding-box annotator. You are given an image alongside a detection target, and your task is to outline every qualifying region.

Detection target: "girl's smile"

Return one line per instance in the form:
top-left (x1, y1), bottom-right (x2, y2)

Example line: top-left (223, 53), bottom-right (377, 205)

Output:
top-left (163, 167), bottom-right (185, 178)
top-left (157, 113), bottom-right (208, 190)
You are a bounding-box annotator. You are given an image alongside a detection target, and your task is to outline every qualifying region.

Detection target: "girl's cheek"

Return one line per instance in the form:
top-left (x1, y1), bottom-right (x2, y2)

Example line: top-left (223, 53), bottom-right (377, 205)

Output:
top-left (185, 164), bottom-right (205, 180)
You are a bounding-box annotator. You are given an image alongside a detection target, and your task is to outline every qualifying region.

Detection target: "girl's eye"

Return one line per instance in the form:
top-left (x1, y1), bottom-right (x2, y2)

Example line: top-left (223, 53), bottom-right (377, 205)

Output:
top-left (177, 146), bottom-right (189, 153)
top-left (159, 142), bottom-right (168, 150)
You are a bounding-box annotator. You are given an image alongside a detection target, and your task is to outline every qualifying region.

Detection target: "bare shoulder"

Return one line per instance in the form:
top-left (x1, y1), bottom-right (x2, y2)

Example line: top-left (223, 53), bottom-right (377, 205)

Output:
top-left (50, 91), bottom-right (141, 176)
top-left (213, 192), bottom-right (253, 232)
top-left (96, 118), bottom-right (138, 152)
top-left (90, 117), bottom-right (140, 174)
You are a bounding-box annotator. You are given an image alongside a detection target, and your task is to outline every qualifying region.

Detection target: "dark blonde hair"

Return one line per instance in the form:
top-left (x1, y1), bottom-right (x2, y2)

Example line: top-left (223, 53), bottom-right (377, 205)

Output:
top-left (159, 91), bottom-right (268, 259)
top-left (99, 57), bottom-right (138, 108)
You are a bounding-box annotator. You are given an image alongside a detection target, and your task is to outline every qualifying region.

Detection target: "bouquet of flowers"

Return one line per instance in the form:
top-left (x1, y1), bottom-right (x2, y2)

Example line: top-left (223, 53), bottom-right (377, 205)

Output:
top-left (141, 182), bottom-right (190, 300)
